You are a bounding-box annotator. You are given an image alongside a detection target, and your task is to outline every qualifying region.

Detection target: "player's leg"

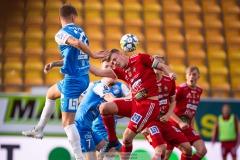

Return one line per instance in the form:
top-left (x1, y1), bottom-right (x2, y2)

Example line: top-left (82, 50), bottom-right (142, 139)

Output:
top-left (121, 128), bottom-right (136, 160)
top-left (192, 139), bottom-right (207, 160)
top-left (22, 83), bottom-right (60, 138)
top-left (164, 145), bottom-right (174, 160)
top-left (100, 99), bottom-right (132, 154)
top-left (144, 123), bottom-right (166, 160)
top-left (63, 76), bottom-right (89, 160)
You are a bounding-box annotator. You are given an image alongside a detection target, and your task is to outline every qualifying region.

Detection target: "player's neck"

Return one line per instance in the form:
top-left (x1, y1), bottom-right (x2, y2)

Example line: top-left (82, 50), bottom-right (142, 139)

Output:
top-left (156, 74), bottom-right (162, 82)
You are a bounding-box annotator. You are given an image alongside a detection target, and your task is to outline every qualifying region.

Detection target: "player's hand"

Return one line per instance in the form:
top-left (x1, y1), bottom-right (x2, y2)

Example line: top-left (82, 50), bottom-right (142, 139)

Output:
top-left (169, 72), bottom-right (177, 80)
top-left (160, 114), bottom-right (170, 123)
top-left (179, 121), bottom-right (189, 130)
top-left (141, 127), bottom-right (150, 136)
top-left (44, 62), bottom-right (53, 74)
top-left (95, 50), bottom-right (108, 59)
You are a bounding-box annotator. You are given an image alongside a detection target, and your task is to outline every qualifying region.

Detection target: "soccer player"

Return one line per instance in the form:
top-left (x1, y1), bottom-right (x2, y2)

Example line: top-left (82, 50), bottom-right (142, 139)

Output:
top-left (212, 104), bottom-right (239, 160)
top-left (165, 66), bottom-right (207, 160)
top-left (75, 58), bottom-right (130, 160)
top-left (142, 54), bottom-right (192, 160)
top-left (22, 3), bottom-right (106, 160)
top-left (89, 49), bottom-right (177, 160)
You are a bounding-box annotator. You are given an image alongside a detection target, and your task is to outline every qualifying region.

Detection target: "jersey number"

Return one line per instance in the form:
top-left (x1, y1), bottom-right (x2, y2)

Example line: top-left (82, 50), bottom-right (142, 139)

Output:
top-left (68, 98), bottom-right (78, 110)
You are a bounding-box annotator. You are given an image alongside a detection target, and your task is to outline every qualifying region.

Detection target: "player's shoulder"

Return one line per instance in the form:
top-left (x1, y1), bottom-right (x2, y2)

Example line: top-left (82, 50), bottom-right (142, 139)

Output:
top-left (162, 75), bottom-right (173, 81)
top-left (177, 82), bottom-right (187, 88)
top-left (195, 84), bottom-right (202, 92)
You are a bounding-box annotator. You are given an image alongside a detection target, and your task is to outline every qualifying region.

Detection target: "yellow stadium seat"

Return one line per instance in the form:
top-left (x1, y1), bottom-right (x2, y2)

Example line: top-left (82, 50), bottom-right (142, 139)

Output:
top-left (25, 41), bottom-right (43, 56)
top-left (205, 28), bottom-right (224, 43)
top-left (225, 29), bottom-right (240, 44)
top-left (227, 44), bottom-right (240, 60)
top-left (222, 0), bottom-right (240, 14)
top-left (5, 26), bottom-right (24, 40)
top-left (162, 0), bottom-right (181, 12)
top-left (223, 13), bottom-right (240, 29)
top-left (165, 28), bottom-right (184, 43)
top-left (85, 26), bottom-right (104, 41)
top-left (166, 42), bottom-right (185, 61)
top-left (88, 40), bottom-right (103, 52)
top-left (25, 27), bottom-right (44, 40)
top-left (4, 41), bottom-right (23, 56)
top-left (45, 0), bottom-right (63, 11)
top-left (164, 13), bottom-right (182, 27)
top-left (24, 71), bottom-right (44, 86)
top-left (185, 28), bottom-right (204, 43)
top-left (210, 75), bottom-right (231, 98)
top-left (202, 0), bottom-right (221, 13)
top-left (25, 10), bottom-right (44, 27)
top-left (104, 1), bottom-right (122, 26)
top-left (187, 42), bottom-right (206, 60)
top-left (105, 26), bottom-right (123, 41)
top-left (184, 13), bottom-right (203, 28)
top-left (182, 0), bottom-right (201, 13)
top-left (204, 12), bottom-right (223, 28)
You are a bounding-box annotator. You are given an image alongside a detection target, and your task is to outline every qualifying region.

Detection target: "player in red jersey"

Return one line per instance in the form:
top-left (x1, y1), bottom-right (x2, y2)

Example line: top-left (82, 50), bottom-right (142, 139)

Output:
top-left (142, 54), bottom-right (192, 160)
top-left (89, 49), bottom-right (177, 160)
top-left (165, 66), bottom-right (207, 160)
top-left (212, 104), bottom-right (239, 160)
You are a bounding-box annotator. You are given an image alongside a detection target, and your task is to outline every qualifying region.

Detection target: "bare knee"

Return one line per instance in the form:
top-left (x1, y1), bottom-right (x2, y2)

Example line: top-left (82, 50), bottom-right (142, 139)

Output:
top-left (180, 142), bottom-right (192, 155)
top-left (155, 144), bottom-right (166, 155)
top-left (99, 103), bottom-right (107, 114)
top-left (197, 146), bottom-right (207, 156)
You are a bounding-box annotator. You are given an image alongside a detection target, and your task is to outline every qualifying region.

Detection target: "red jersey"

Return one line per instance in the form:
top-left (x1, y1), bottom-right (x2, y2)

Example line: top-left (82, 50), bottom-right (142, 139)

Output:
top-left (171, 82), bottom-right (202, 125)
top-left (113, 53), bottom-right (159, 100)
top-left (157, 75), bottom-right (176, 116)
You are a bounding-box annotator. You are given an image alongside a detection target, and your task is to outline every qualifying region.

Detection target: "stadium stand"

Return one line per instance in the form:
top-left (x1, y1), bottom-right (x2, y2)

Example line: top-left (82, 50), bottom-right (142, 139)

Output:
top-left (0, 0), bottom-right (239, 98)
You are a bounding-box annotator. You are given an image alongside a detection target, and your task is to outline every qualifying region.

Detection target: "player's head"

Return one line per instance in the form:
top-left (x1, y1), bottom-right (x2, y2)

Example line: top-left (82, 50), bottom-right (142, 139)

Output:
top-left (222, 104), bottom-right (231, 117)
top-left (59, 3), bottom-right (78, 23)
top-left (153, 54), bottom-right (165, 75)
top-left (107, 48), bottom-right (127, 69)
top-left (185, 66), bottom-right (200, 89)
top-left (101, 58), bottom-right (117, 85)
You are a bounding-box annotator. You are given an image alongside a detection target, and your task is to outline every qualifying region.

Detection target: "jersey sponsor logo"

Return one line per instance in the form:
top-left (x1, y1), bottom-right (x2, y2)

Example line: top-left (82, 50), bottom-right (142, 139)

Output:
top-left (131, 113), bottom-right (142, 124)
top-left (172, 126), bottom-right (181, 132)
top-left (186, 93), bottom-right (192, 98)
top-left (186, 104), bottom-right (197, 110)
top-left (192, 130), bottom-right (199, 136)
top-left (149, 126), bottom-right (160, 135)
top-left (134, 89), bottom-right (148, 100)
top-left (78, 55), bottom-right (88, 59)
top-left (160, 99), bottom-right (167, 105)
top-left (184, 109), bottom-right (195, 119)
top-left (85, 132), bottom-right (92, 139)
top-left (164, 85), bottom-right (168, 91)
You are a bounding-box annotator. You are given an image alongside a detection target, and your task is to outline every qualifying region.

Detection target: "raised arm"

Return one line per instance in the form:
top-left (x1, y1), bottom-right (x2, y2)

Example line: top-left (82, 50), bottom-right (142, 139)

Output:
top-left (89, 65), bottom-right (116, 79)
top-left (55, 30), bottom-right (107, 59)
top-left (155, 62), bottom-right (177, 80)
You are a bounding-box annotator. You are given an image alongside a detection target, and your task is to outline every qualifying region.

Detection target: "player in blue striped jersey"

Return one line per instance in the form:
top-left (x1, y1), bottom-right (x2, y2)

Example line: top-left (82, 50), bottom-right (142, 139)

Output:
top-left (75, 59), bottom-right (130, 160)
top-left (22, 3), bottom-right (106, 160)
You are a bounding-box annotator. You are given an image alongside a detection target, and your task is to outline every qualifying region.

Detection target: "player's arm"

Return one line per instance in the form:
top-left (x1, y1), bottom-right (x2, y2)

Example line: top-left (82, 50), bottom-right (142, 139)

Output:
top-left (211, 117), bottom-right (219, 144)
top-left (155, 62), bottom-right (177, 80)
top-left (170, 112), bottom-right (189, 130)
top-left (89, 65), bottom-right (117, 79)
top-left (160, 96), bottom-right (176, 122)
top-left (44, 59), bottom-right (63, 74)
top-left (55, 30), bottom-right (107, 59)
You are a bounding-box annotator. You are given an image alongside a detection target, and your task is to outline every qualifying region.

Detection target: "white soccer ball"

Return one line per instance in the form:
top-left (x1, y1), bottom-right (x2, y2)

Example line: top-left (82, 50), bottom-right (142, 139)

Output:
top-left (120, 34), bottom-right (139, 52)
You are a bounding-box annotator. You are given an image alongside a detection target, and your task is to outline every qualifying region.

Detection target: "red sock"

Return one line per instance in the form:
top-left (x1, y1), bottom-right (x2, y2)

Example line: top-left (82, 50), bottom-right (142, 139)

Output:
top-left (192, 152), bottom-right (202, 160)
top-left (121, 141), bottom-right (132, 160)
top-left (101, 114), bottom-right (117, 142)
top-left (181, 153), bottom-right (192, 160)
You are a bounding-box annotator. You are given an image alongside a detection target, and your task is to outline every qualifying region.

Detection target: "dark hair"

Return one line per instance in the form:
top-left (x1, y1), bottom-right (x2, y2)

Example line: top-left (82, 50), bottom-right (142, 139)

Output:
top-left (59, 3), bottom-right (78, 18)
top-left (107, 48), bottom-right (121, 61)
top-left (186, 66), bottom-right (200, 74)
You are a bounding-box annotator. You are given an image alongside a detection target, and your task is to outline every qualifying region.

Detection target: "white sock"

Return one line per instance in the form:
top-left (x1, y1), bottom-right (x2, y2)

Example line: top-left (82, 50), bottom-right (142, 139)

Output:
top-left (64, 124), bottom-right (84, 159)
top-left (35, 98), bottom-right (56, 131)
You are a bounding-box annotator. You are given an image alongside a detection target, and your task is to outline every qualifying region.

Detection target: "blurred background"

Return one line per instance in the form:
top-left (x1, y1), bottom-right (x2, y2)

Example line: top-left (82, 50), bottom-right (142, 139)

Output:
top-left (0, 0), bottom-right (239, 160)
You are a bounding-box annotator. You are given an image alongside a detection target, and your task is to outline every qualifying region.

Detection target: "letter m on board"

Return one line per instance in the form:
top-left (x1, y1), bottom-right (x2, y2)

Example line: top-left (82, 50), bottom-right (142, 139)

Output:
top-left (9, 99), bottom-right (35, 120)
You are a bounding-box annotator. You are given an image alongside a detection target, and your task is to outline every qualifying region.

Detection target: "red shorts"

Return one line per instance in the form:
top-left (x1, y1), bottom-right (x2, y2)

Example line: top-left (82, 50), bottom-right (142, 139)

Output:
top-left (221, 141), bottom-right (238, 158)
top-left (147, 121), bottom-right (188, 149)
top-left (167, 124), bottom-right (202, 150)
top-left (115, 98), bottom-right (160, 134)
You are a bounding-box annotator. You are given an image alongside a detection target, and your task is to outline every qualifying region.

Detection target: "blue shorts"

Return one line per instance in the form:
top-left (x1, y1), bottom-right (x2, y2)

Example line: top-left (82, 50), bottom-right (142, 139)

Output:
top-left (57, 74), bottom-right (89, 112)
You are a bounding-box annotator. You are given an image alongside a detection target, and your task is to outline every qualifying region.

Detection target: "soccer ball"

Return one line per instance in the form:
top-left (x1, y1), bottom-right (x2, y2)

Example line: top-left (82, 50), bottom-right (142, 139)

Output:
top-left (120, 34), bottom-right (139, 52)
